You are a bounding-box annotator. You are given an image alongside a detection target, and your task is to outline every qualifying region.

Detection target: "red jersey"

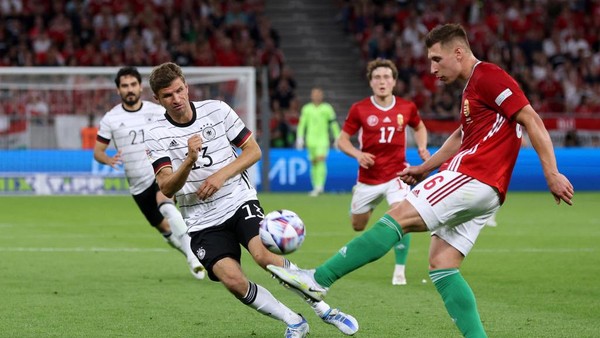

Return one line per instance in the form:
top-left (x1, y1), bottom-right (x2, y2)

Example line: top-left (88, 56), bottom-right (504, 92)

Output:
top-left (343, 96), bottom-right (422, 185)
top-left (445, 62), bottom-right (529, 203)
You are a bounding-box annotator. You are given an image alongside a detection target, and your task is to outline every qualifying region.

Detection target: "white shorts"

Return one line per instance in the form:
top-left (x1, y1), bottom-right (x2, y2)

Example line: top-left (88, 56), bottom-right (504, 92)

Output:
top-left (406, 170), bottom-right (500, 256)
top-left (350, 177), bottom-right (410, 214)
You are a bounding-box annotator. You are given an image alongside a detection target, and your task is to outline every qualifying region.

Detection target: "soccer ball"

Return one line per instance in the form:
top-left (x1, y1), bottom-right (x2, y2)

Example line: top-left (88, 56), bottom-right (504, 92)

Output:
top-left (259, 209), bottom-right (306, 255)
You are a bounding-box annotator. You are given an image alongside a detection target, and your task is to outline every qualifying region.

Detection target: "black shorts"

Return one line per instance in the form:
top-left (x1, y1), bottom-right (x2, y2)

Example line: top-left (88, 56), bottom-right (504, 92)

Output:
top-left (132, 182), bottom-right (164, 228)
top-left (189, 200), bottom-right (264, 281)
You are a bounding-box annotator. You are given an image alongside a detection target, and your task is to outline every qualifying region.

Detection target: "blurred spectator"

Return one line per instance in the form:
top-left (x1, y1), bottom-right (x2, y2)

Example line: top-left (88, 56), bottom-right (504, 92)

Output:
top-left (25, 91), bottom-right (49, 125)
top-left (81, 114), bottom-right (98, 149)
top-left (432, 90), bottom-right (458, 121)
top-left (564, 130), bottom-right (580, 147)
top-left (270, 78), bottom-right (297, 112)
top-left (270, 109), bottom-right (293, 148)
top-left (258, 37), bottom-right (285, 87)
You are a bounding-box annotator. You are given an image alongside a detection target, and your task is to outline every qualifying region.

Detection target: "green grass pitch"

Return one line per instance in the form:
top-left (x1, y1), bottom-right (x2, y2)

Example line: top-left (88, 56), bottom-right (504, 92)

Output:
top-left (0, 192), bottom-right (598, 337)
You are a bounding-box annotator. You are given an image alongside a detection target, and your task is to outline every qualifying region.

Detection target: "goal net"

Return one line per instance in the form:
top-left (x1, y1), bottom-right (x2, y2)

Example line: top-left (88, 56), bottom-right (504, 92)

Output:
top-left (0, 67), bottom-right (256, 150)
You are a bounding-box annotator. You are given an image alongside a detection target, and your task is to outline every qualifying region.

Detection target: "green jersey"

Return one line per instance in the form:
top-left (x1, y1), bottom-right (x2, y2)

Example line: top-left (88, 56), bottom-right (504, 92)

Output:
top-left (297, 102), bottom-right (340, 147)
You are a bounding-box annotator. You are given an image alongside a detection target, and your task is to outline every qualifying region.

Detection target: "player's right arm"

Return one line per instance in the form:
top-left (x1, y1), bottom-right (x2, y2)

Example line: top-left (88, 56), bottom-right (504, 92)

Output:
top-left (93, 140), bottom-right (122, 169)
top-left (154, 135), bottom-right (201, 198)
top-left (400, 128), bottom-right (461, 184)
top-left (337, 130), bottom-right (375, 169)
top-left (515, 104), bottom-right (574, 205)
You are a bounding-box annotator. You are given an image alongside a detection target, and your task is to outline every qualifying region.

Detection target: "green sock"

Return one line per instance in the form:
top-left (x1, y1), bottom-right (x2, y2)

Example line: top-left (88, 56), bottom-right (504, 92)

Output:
top-left (430, 269), bottom-right (487, 338)
top-left (393, 233), bottom-right (411, 265)
top-left (312, 160), bottom-right (326, 189)
top-left (314, 214), bottom-right (403, 287)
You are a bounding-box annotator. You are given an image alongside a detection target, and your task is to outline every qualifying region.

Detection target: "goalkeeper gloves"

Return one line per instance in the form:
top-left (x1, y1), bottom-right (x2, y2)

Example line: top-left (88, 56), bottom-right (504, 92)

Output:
top-left (295, 137), bottom-right (304, 150)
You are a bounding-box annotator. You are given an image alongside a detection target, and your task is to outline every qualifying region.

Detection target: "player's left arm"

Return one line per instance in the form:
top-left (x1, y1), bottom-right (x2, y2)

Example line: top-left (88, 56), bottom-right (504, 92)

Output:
top-left (412, 120), bottom-right (430, 161)
top-left (515, 105), bottom-right (574, 205)
top-left (196, 134), bottom-right (261, 200)
top-left (328, 106), bottom-right (341, 147)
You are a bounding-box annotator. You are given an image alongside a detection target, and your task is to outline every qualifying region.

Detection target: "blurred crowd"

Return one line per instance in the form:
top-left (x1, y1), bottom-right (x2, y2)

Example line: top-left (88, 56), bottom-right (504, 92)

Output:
top-left (336, 0), bottom-right (600, 119)
top-left (0, 0), bottom-right (298, 141)
top-left (0, 0), bottom-right (281, 70)
top-left (1, 0), bottom-right (599, 148)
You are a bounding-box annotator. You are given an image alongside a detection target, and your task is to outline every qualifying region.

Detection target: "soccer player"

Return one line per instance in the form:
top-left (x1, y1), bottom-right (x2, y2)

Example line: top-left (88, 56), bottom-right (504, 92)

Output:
top-left (144, 62), bottom-right (359, 337)
top-left (337, 58), bottom-right (430, 285)
top-left (296, 87), bottom-right (341, 196)
top-left (268, 23), bottom-right (574, 337)
top-left (93, 66), bottom-right (205, 280)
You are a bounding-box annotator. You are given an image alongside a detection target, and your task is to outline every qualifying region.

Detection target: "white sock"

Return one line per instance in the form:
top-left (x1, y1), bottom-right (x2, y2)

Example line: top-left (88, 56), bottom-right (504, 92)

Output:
top-left (240, 281), bottom-right (303, 325)
top-left (308, 300), bottom-right (330, 318)
top-left (394, 264), bottom-right (406, 275)
top-left (159, 202), bottom-right (195, 260)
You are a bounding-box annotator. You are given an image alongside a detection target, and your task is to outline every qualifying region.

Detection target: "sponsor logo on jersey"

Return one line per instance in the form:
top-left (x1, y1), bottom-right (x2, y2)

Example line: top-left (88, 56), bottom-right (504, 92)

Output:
top-left (383, 116), bottom-right (392, 123)
top-left (367, 115), bottom-right (378, 127)
top-left (338, 246), bottom-right (347, 257)
top-left (169, 139), bottom-right (179, 148)
top-left (412, 189), bottom-right (420, 197)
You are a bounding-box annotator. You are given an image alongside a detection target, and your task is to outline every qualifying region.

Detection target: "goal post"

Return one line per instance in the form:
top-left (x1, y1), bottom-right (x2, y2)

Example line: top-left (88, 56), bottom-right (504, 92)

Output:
top-left (0, 66), bottom-right (256, 149)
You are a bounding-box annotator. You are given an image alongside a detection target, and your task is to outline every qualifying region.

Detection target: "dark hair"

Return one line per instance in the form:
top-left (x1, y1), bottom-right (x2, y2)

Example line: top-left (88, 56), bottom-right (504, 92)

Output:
top-left (366, 58), bottom-right (398, 81)
top-left (149, 62), bottom-right (186, 95)
top-left (114, 66), bottom-right (142, 87)
top-left (425, 23), bottom-right (470, 50)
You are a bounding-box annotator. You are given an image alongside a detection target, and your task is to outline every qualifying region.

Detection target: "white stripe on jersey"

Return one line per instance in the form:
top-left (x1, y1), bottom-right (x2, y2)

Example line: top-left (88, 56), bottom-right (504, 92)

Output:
top-left (483, 114), bottom-right (505, 142)
top-left (145, 100), bottom-right (257, 232)
top-left (448, 114), bottom-right (505, 171)
top-left (447, 145), bottom-right (478, 172)
top-left (97, 101), bottom-right (166, 194)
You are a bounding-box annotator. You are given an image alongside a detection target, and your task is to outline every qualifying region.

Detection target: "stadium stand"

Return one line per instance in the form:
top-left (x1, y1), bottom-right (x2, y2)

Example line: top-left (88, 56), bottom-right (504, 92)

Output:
top-left (0, 0), bottom-right (598, 147)
top-left (337, 0), bottom-right (600, 118)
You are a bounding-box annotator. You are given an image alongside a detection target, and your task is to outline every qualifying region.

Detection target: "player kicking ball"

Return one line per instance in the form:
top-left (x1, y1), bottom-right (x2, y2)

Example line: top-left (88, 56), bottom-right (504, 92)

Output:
top-left (145, 62), bottom-right (358, 337)
top-left (268, 23), bottom-right (573, 337)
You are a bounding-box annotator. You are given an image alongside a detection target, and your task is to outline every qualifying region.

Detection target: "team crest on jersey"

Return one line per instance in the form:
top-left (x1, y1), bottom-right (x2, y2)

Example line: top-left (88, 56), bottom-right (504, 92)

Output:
top-left (396, 114), bottom-right (404, 131)
top-left (367, 115), bottom-right (379, 127)
top-left (196, 247), bottom-right (206, 260)
top-left (202, 126), bottom-right (217, 141)
top-left (462, 99), bottom-right (472, 124)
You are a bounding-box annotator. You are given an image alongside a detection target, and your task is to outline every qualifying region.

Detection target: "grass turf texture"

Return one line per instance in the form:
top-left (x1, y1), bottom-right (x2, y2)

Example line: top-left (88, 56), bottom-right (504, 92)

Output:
top-left (0, 192), bottom-right (598, 337)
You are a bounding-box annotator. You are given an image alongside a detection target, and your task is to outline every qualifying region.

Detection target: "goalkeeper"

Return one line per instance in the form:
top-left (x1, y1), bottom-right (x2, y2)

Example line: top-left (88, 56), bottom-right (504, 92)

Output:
top-left (296, 87), bottom-right (341, 197)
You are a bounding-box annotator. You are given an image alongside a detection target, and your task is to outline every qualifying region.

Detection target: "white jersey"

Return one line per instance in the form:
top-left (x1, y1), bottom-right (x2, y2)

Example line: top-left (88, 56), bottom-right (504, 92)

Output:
top-left (145, 100), bottom-right (257, 232)
top-left (97, 100), bottom-right (165, 195)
